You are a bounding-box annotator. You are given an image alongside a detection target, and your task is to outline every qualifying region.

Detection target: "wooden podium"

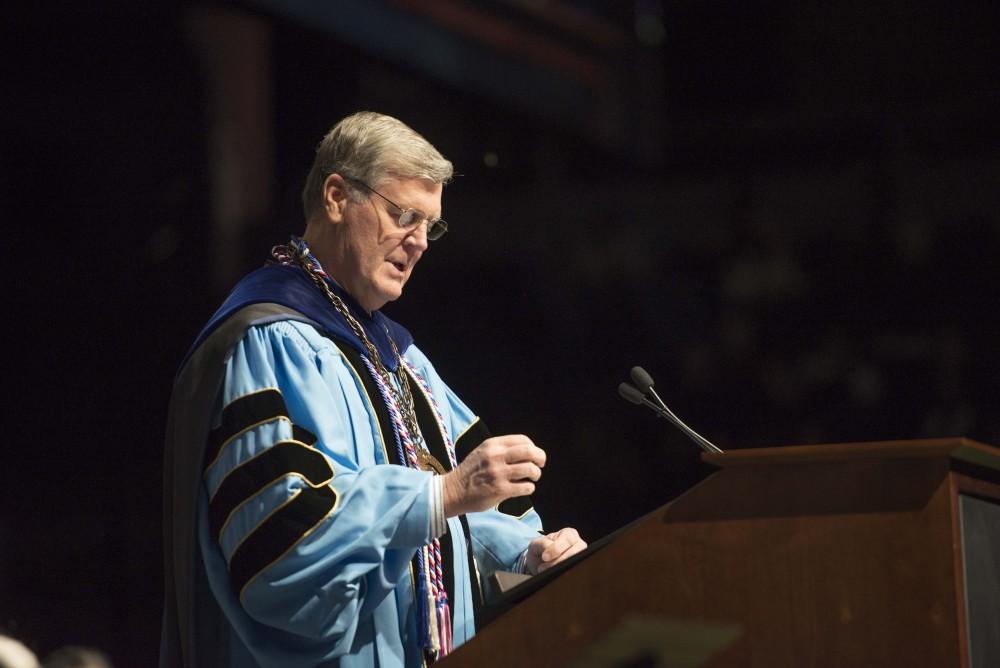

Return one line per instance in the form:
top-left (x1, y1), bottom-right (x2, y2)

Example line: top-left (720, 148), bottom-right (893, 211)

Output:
top-left (441, 438), bottom-right (1000, 667)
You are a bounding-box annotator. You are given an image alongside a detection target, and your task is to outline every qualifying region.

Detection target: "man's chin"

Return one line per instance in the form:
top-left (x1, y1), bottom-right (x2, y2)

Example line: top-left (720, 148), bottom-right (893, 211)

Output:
top-left (372, 284), bottom-right (404, 309)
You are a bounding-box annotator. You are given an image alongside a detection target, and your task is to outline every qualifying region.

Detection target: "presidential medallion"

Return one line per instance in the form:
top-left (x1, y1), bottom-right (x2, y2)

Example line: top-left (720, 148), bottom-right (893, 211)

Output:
top-left (415, 448), bottom-right (447, 474)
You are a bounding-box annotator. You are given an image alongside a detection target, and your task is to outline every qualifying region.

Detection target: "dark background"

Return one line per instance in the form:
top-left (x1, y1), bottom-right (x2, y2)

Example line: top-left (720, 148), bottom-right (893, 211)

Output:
top-left (2, 1), bottom-right (998, 665)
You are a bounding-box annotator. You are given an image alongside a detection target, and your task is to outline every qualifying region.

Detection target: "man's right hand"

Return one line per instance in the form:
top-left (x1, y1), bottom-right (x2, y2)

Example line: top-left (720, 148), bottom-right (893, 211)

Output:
top-left (441, 435), bottom-right (546, 517)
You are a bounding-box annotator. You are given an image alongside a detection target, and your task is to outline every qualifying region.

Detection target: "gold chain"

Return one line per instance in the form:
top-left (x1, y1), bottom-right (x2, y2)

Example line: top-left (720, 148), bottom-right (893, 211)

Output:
top-left (297, 263), bottom-right (425, 450)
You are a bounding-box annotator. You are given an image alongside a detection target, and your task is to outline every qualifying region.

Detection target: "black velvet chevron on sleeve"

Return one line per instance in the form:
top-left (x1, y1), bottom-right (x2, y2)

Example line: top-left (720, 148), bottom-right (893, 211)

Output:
top-left (206, 388), bottom-right (289, 467)
top-left (205, 387), bottom-right (338, 596)
top-left (209, 440), bottom-right (334, 543)
top-left (229, 483), bottom-right (338, 597)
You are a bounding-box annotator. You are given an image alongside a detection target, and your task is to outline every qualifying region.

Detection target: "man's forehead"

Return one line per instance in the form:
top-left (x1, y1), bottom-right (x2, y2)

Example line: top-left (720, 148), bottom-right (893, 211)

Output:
top-left (379, 176), bottom-right (443, 214)
top-left (377, 174), bottom-right (442, 191)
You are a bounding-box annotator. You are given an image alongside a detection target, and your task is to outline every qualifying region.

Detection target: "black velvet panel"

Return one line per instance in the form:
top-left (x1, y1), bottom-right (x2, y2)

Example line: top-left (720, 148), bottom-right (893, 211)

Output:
top-left (497, 495), bottom-right (534, 518)
top-left (228, 484), bottom-right (338, 596)
top-left (458, 515), bottom-right (483, 629)
top-left (408, 369), bottom-right (456, 474)
top-left (326, 335), bottom-right (399, 465)
top-left (206, 389), bottom-right (287, 466)
top-left (454, 419), bottom-right (491, 462)
top-left (291, 423), bottom-right (317, 447)
top-left (407, 370), bottom-right (460, 611)
top-left (317, 333), bottom-right (483, 625)
top-left (209, 440), bottom-right (335, 542)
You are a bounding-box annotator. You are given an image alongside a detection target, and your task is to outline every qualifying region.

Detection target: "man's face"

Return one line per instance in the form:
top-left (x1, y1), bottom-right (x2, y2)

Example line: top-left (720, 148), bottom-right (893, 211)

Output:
top-left (334, 175), bottom-right (442, 313)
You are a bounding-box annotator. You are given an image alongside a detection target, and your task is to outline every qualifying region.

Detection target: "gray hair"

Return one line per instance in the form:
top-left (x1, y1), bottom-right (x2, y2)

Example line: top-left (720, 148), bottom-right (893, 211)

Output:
top-left (301, 111), bottom-right (453, 220)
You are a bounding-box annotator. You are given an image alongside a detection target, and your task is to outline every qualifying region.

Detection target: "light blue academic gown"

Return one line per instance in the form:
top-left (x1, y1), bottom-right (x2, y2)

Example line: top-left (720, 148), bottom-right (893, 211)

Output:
top-left (196, 319), bottom-right (543, 667)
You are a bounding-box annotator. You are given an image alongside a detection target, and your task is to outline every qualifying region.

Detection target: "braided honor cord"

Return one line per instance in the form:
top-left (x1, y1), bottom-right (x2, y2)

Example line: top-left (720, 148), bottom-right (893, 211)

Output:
top-left (271, 236), bottom-right (454, 657)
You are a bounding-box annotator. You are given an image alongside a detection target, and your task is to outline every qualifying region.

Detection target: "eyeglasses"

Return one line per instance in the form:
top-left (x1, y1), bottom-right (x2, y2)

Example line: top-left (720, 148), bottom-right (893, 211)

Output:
top-left (345, 177), bottom-right (448, 241)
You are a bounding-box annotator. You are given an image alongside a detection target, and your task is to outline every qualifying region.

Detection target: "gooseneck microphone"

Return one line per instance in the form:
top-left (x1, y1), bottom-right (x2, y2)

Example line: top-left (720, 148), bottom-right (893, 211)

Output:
top-left (618, 366), bottom-right (724, 454)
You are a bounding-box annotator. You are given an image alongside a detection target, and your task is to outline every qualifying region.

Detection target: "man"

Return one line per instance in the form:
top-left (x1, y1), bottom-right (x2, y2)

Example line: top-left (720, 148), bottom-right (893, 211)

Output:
top-left (162, 111), bottom-right (586, 667)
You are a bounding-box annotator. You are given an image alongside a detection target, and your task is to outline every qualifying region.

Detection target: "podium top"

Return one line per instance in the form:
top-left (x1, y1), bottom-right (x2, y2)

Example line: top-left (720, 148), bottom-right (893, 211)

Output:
top-left (702, 437), bottom-right (999, 472)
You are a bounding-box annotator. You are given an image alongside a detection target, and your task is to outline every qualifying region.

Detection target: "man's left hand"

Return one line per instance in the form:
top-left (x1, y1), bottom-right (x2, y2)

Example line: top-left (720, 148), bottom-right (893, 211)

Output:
top-left (525, 527), bottom-right (587, 575)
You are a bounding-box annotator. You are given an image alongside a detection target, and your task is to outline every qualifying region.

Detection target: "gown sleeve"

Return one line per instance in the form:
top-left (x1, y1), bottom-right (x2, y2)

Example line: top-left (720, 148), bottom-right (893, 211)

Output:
top-left (200, 320), bottom-right (435, 653)
top-left (402, 346), bottom-right (544, 582)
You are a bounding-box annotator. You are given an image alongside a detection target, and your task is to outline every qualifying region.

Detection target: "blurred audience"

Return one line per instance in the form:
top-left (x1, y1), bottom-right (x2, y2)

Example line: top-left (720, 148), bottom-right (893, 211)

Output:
top-left (42, 648), bottom-right (112, 668)
top-left (0, 635), bottom-right (38, 668)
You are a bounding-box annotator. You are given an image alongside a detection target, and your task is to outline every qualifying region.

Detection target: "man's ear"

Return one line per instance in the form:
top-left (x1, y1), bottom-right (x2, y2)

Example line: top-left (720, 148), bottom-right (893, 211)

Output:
top-left (322, 173), bottom-right (350, 223)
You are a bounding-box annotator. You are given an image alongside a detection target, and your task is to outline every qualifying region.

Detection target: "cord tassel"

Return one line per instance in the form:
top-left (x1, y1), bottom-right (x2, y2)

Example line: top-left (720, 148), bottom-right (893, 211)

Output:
top-left (282, 235), bottom-right (461, 659)
top-left (437, 600), bottom-right (452, 657)
top-left (424, 546), bottom-right (441, 654)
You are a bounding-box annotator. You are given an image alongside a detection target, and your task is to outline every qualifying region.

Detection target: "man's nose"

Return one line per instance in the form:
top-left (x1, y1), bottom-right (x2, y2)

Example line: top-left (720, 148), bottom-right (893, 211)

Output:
top-left (405, 220), bottom-right (430, 251)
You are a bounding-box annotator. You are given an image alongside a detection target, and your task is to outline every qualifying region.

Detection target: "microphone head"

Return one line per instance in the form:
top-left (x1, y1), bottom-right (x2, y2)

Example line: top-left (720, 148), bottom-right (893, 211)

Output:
top-left (618, 382), bottom-right (646, 405)
top-left (630, 366), bottom-right (655, 394)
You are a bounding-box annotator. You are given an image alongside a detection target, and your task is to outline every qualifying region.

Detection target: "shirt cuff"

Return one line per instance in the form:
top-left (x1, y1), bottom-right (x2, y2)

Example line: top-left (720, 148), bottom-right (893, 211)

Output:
top-left (429, 475), bottom-right (447, 539)
top-left (514, 548), bottom-right (530, 575)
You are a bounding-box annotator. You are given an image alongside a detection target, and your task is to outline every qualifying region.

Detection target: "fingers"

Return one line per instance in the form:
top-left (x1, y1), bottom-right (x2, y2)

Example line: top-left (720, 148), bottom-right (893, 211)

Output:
top-left (446, 435), bottom-right (545, 515)
top-left (446, 435), bottom-right (549, 515)
top-left (496, 438), bottom-right (546, 468)
top-left (511, 480), bottom-right (536, 498)
top-left (540, 528), bottom-right (576, 562)
top-left (525, 528), bottom-right (587, 575)
top-left (527, 536), bottom-right (549, 559)
top-left (507, 461), bottom-right (543, 482)
top-left (491, 437), bottom-right (543, 502)
top-left (536, 527), bottom-right (587, 573)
